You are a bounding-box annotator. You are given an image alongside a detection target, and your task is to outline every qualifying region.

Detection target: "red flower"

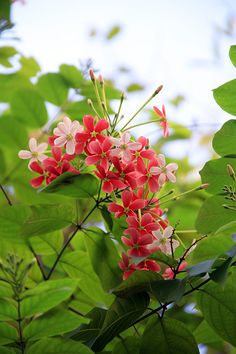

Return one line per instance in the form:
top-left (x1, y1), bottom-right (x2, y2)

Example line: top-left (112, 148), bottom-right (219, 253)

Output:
top-left (133, 136), bottom-right (155, 162)
top-left (85, 138), bottom-right (111, 170)
top-left (95, 165), bottom-right (126, 193)
top-left (76, 115), bottom-right (109, 153)
top-left (29, 161), bottom-right (56, 188)
top-left (112, 156), bottom-right (138, 190)
top-left (43, 147), bottom-right (78, 176)
top-left (153, 105), bottom-right (169, 138)
top-left (163, 261), bottom-right (187, 279)
top-left (119, 253), bottom-right (136, 280)
top-left (136, 158), bottom-right (160, 193)
top-left (122, 229), bottom-right (153, 257)
top-left (126, 213), bottom-right (159, 236)
top-left (108, 190), bottom-right (147, 218)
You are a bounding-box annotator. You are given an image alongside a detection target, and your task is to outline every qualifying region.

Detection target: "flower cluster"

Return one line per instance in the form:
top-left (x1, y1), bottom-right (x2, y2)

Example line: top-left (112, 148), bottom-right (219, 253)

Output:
top-left (19, 108), bottom-right (181, 280)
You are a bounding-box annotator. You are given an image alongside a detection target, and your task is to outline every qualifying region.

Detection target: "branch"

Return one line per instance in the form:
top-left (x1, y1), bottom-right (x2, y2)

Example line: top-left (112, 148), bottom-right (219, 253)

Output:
top-left (0, 184), bottom-right (12, 206)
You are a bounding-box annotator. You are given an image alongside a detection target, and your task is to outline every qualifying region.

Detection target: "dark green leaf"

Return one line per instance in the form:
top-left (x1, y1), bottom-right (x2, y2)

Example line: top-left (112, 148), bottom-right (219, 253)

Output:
top-left (193, 320), bottom-right (223, 346)
top-left (113, 271), bottom-right (162, 297)
top-left (26, 338), bottom-right (93, 354)
top-left (92, 293), bottom-right (149, 351)
top-left (195, 195), bottom-right (236, 233)
top-left (213, 79), bottom-right (236, 115)
top-left (126, 83), bottom-right (144, 92)
top-left (151, 279), bottom-right (186, 303)
top-left (84, 227), bottom-right (121, 291)
top-left (24, 310), bottom-right (88, 340)
top-left (21, 204), bottom-right (75, 237)
top-left (0, 298), bottom-right (17, 321)
top-left (10, 88), bottom-right (48, 128)
top-left (21, 279), bottom-right (77, 317)
top-left (0, 0), bottom-right (11, 22)
top-left (60, 64), bottom-right (83, 88)
top-left (36, 73), bottom-right (69, 106)
top-left (41, 173), bottom-right (99, 199)
top-left (140, 317), bottom-right (199, 354)
top-left (212, 119), bottom-right (236, 156)
top-left (100, 205), bottom-right (113, 232)
top-left (197, 271), bottom-right (236, 346)
top-left (229, 45), bottom-right (236, 67)
top-left (70, 307), bottom-right (107, 345)
top-left (187, 260), bottom-right (215, 277)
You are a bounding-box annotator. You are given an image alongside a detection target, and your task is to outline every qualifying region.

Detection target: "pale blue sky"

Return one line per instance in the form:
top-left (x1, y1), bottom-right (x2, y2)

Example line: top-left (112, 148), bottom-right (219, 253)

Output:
top-left (10, 0), bottom-right (236, 166)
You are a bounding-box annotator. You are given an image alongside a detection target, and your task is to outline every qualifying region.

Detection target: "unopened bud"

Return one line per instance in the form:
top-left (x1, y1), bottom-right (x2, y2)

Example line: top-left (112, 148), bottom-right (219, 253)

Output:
top-left (153, 85), bottom-right (163, 96)
top-left (227, 164), bottom-right (236, 181)
top-left (89, 69), bottom-right (96, 82)
top-left (199, 183), bottom-right (209, 190)
top-left (87, 99), bottom-right (93, 106)
top-left (98, 74), bottom-right (104, 85)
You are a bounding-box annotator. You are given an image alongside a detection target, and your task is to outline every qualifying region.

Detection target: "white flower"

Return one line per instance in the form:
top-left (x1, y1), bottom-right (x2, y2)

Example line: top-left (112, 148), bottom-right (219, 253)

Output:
top-left (110, 132), bottom-right (142, 162)
top-left (150, 226), bottom-right (179, 254)
top-left (150, 154), bottom-right (178, 186)
top-left (53, 116), bottom-right (82, 155)
top-left (18, 138), bottom-right (48, 168)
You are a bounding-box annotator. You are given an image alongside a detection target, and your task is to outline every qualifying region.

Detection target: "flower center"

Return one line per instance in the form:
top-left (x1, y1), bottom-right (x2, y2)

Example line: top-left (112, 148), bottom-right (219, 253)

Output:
top-left (91, 131), bottom-right (97, 138)
top-left (121, 144), bottom-right (128, 150)
top-left (66, 133), bottom-right (73, 141)
top-left (101, 152), bottom-right (106, 158)
top-left (31, 152), bottom-right (38, 158)
top-left (160, 238), bottom-right (167, 245)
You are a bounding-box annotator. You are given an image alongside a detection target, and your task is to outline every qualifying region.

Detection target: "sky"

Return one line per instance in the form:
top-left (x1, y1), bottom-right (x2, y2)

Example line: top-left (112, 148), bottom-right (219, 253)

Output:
top-left (10, 0), bottom-right (236, 168)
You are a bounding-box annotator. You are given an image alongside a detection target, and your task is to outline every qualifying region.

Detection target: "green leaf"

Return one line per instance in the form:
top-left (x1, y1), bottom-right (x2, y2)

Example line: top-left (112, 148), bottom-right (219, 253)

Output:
top-left (63, 100), bottom-right (93, 120)
top-left (0, 205), bottom-right (30, 244)
top-left (0, 46), bottom-right (17, 67)
top-left (61, 250), bottom-right (111, 304)
top-left (100, 205), bottom-right (113, 232)
top-left (70, 307), bottom-right (107, 345)
top-left (92, 293), bottom-right (149, 351)
top-left (113, 271), bottom-right (162, 297)
top-left (193, 320), bottom-right (223, 346)
top-left (36, 73), bottom-right (69, 106)
top-left (21, 279), bottom-right (77, 317)
top-left (0, 323), bottom-right (18, 345)
top-left (0, 73), bottom-right (32, 102)
top-left (0, 115), bottom-right (28, 150)
top-left (0, 347), bottom-right (19, 354)
top-left (19, 56), bottom-right (41, 77)
top-left (195, 195), bottom-right (236, 233)
top-left (106, 25), bottom-right (121, 40)
top-left (229, 45), bottom-right (236, 67)
top-left (60, 64), bottom-right (83, 88)
top-left (187, 259), bottom-right (216, 277)
top-left (26, 338), bottom-right (93, 354)
top-left (10, 88), bottom-right (48, 128)
top-left (21, 204), bottom-right (75, 237)
top-left (0, 0), bottom-right (11, 22)
top-left (41, 173), bottom-right (99, 199)
top-left (200, 157), bottom-right (236, 194)
top-left (197, 271), bottom-right (236, 346)
top-left (0, 298), bottom-right (17, 321)
top-left (151, 279), bottom-right (186, 303)
top-left (212, 119), bottom-right (236, 156)
top-left (112, 336), bottom-right (140, 354)
top-left (140, 317), bottom-right (199, 354)
top-left (29, 230), bottom-right (63, 255)
top-left (84, 227), bottom-right (121, 291)
top-left (126, 83), bottom-right (144, 92)
top-left (213, 79), bottom-right (236, 115)
top-left (24, 310), bottom-right (88, 340)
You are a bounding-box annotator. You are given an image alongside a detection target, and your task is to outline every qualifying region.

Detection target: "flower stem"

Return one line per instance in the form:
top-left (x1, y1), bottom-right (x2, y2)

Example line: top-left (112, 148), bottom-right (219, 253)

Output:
top-left (159, 184), bottom-right (208, 206)
top-left (121, 85), bottom-right (163, 132)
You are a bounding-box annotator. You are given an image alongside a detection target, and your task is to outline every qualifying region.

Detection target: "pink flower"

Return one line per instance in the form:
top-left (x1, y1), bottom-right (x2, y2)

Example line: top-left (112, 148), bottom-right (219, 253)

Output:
top-left (136, 158), bottom-right (160, 193)
top-left (108, 190), bottom-right (147, 218)
top-left (149, 226), bottom-right (179, 255)
top-left (163, 261), bottom-right (187, 279)
top-left (153, 105), bottom-right (169, 138)
top-left (133, 136), bottom-right (155, 161)
top-left (53, 116), bottom-right (82, 155)
top-left (18, 138), bottom-right (48, 168)
top-left (151, 154), bottom-right (178, 186)
top-left (110, 132), bottom-right (142, 162)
